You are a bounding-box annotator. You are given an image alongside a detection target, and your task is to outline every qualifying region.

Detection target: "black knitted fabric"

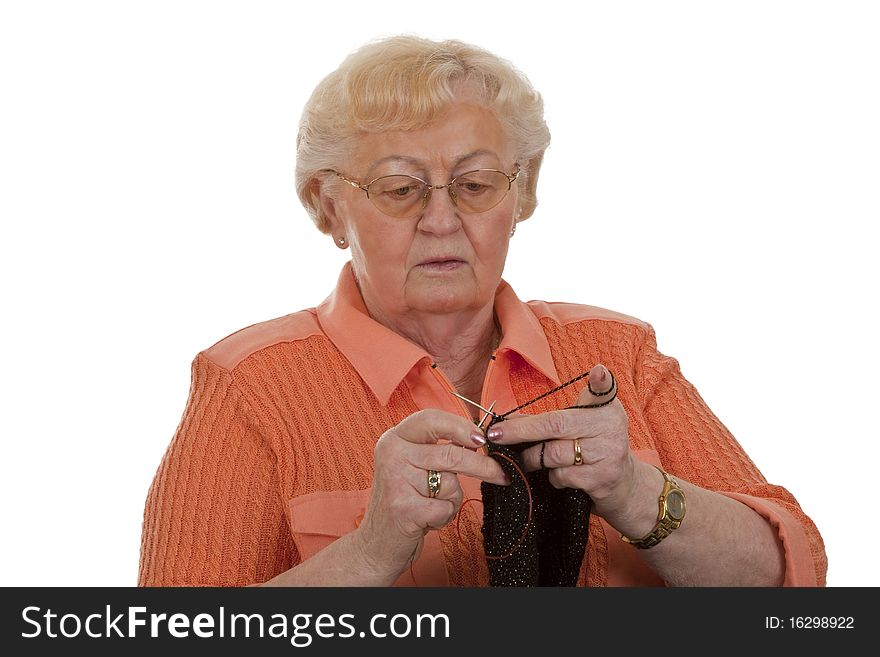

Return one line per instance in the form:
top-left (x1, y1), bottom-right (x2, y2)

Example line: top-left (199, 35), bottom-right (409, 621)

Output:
top-left (481, 440), bottom-right (591, 586)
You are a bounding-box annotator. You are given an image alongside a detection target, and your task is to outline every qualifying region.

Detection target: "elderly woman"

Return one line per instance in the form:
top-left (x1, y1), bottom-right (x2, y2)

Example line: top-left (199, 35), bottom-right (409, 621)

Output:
top-left (138, 36), bottom-right (826, 587)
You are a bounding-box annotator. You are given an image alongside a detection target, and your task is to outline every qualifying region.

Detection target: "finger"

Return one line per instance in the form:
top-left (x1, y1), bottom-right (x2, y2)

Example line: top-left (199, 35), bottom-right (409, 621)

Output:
top-left (404, 467), bottom-right (464, 501)
top-left (487, 405), bottom-right (614, 445)
top-left (519, 442), bottom-right (545, 473)
top-left (392, 493), bottom-right (459, 532)
top-left (521, 438), bottom-right (595, 472)
top-left (573, 364), bottom-right (617, 406)
top-left (410, 443), bottom-right (510, 485)
top-left (487, 365), bottom-right (618, 445)
top-left (388, 409), bottom-right (487, 448)
top-left (421, 497), bottom-right (459, 530)
top-left (548, 467), bottom-right (577, 490)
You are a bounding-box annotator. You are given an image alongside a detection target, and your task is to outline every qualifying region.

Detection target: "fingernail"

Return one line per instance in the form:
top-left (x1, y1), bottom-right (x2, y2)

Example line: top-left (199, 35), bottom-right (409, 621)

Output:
top-left (501, 473), bottom-right (512, 485)
top-left (487, 426), bottom-right (503, 442)
top-left (469, 429), bottom-right (487, 447)
top-left (599, 367), bottom-right (607, 383)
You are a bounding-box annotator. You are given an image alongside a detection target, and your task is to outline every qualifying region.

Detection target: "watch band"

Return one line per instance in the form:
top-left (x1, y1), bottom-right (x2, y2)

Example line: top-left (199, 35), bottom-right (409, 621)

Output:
top-left (620, 467), bottom-right (685, 550)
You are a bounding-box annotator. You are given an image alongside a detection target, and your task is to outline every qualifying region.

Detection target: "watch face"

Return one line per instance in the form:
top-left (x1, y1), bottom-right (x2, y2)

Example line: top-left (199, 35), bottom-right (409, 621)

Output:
top-left (667, 489), bottom-right (686, 520)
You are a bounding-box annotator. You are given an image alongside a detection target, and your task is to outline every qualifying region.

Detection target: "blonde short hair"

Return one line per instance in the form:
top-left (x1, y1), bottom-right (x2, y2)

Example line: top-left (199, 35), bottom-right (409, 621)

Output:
top-left (296, 35), bottom-right (551, 233)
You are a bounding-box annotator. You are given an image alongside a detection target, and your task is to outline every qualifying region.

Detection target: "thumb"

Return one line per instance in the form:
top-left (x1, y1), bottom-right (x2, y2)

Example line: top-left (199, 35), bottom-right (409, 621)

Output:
top-left (573, 364), bottom-right (616, 407)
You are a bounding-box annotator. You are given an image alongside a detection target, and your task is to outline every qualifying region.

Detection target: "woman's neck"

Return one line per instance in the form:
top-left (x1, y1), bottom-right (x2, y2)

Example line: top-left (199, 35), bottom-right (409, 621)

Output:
top-left (364, 301), bottom-right (499, 412)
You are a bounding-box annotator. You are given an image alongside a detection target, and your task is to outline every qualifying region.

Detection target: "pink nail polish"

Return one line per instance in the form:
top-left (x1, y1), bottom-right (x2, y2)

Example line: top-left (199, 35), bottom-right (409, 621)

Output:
top-left (487, 426), bottom-right (503, 442)
top-left (470, 429), bottom-right (487, 446)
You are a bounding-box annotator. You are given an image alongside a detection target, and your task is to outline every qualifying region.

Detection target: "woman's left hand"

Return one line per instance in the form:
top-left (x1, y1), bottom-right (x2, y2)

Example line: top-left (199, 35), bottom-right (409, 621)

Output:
top-left (486, 364), bottom-right (646, 523)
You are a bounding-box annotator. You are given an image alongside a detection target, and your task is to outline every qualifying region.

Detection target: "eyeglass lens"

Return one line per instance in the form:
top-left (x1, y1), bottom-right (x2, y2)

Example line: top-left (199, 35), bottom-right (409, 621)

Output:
top-left (366, 170), bottom-right (512, 218)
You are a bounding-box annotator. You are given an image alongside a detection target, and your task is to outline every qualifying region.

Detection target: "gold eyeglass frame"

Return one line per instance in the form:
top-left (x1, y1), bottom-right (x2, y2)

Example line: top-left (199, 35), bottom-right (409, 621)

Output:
top-left (324, 164), bottom-right (521, 218)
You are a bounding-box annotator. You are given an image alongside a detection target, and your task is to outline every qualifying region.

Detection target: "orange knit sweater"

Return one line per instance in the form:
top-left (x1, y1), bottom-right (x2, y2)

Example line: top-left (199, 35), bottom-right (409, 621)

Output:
top-left (138, 266), bottom-right (827, 587)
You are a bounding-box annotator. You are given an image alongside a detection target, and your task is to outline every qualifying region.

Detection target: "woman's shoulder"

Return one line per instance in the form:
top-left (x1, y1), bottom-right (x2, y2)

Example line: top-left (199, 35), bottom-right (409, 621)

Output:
top-left (201, 308), bottom-right (324, 371)
top-left (525, 299), bottom-right (652, 332)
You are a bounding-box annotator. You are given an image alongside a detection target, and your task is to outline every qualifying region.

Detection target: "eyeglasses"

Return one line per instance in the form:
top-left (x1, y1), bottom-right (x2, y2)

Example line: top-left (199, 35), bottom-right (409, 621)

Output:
top-left (325, 164), bottom-right (520, 219)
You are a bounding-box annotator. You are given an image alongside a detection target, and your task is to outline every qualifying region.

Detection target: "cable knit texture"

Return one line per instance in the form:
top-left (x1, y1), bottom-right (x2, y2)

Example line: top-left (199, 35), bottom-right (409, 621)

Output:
top-left (139, 306), bottom-right (827, 587)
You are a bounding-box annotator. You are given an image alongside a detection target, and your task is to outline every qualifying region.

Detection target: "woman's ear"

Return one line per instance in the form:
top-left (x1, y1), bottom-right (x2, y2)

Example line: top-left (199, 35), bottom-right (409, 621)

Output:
top-left (517, 152), bottom-right (545, 221)
top-left (309, 176), bottom-right (343, 237)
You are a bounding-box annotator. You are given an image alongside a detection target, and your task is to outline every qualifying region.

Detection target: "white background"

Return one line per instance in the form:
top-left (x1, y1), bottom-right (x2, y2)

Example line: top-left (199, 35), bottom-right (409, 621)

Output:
top-left (1, 1), bottom-right (877, 587)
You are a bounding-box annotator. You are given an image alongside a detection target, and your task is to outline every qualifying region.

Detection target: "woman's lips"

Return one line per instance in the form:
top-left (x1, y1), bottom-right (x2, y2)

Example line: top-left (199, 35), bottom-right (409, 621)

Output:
top-left (418, 259), bottom-right (465, 272)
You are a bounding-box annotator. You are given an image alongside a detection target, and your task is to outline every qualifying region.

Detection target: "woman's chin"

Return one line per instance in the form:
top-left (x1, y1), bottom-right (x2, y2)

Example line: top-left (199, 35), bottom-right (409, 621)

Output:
top-left (405, 280), bottom-right (479, 315)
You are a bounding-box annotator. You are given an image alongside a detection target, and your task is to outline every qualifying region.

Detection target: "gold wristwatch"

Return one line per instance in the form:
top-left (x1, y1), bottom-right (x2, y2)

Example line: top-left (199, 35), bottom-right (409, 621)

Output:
top-left (620, 467), bottom-right (686, 549)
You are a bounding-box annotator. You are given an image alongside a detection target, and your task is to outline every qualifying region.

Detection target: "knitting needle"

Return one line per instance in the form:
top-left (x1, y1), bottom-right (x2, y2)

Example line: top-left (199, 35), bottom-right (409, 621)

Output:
top-left (477, 400), bottom-right (497, 430)
top-left (449, 391), bottom-right (500, 425)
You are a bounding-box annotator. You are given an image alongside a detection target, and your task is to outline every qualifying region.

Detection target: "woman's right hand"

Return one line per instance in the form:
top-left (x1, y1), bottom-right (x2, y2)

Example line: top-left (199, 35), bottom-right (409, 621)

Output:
top-left (354, 409), bottom-right (510, 582)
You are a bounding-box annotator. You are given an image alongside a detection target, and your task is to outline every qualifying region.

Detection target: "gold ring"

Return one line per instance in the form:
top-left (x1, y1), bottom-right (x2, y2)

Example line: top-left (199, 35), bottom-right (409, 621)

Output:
top-left (427, 470), bottom-right (442, 498)
top-left (573, 439), bottom-right (583, 466)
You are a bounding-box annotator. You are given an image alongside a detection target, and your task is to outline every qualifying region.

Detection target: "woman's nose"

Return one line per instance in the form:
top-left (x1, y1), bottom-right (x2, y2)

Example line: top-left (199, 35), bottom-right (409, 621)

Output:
top-left (417, 185), bottom-right (461, 233)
